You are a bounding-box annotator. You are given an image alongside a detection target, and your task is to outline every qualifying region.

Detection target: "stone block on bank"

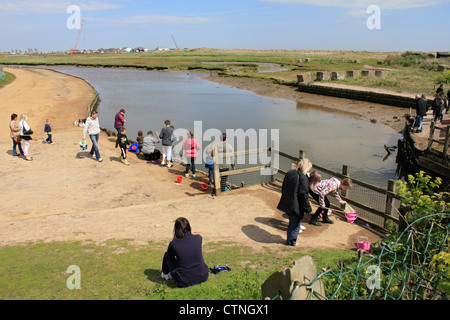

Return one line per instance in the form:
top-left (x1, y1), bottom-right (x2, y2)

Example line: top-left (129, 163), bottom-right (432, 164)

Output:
top-left (331, 71), bottom-right (345, 80)
top-left (316, 71), bottom-right (330, 81)
top-left (375, 70), bottom-right (388, 77)
top-left (346, 70), bottom-right (360, 78)
top-left (361, 69), bottom-right (375, 77)
top-left (297, 73), bottom-right (312, 83)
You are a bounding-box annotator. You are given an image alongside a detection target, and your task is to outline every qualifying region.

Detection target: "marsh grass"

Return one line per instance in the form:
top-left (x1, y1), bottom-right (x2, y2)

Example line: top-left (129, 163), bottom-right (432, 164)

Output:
top-left (0, 71), bottom-right (16, 88)
top-left (0, 240), bottom-right (356, 300)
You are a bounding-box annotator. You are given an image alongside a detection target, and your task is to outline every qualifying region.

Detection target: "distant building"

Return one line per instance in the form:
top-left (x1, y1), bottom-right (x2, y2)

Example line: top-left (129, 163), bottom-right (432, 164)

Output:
top-left (156, 47), bottom-right (169, 51)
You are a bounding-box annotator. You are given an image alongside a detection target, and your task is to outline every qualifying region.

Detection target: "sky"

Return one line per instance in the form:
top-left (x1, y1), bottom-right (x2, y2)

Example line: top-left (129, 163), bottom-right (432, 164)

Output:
top-left (0, 0), bottom-right (449, 53)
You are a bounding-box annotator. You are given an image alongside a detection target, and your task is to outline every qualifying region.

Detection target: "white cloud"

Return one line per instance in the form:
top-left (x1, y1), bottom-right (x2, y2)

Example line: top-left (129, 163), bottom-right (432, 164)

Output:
top-left (0, 0), bottom-right (122, 14)
top-left (260, 0), bottom-right (445, 10)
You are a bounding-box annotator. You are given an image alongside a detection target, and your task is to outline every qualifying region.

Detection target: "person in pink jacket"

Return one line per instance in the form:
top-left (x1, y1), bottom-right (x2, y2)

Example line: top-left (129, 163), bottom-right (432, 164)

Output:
top-left (182, 131), bottom-right (201, 178)
top-left (114, 108), bottom-right (126, 134)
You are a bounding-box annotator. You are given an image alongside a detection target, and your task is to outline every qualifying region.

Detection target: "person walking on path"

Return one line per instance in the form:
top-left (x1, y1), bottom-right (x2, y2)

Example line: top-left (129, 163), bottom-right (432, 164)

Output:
top-left (277, 158), bottom-right (313, 247)
top-left (182, 131), bottom-right (201, 178)
top-left (415, 94), bottom-right (428, 133)
top-left (115, 127), bottom-right (131, 165)
top-left (159, 120), bottom-right (174, 168)
top-left (10, 113), bottom-right (24, 157)
top-left (44, 119), bottom-right (54, 144)
top-left (114, 108), bottom-right (126, 134)
top-left (160, 217), bottom-right (209, 288)
top-left (19, 113), bottom-right (33, 161)
top-left (82, 110), bottom-right (102, 162)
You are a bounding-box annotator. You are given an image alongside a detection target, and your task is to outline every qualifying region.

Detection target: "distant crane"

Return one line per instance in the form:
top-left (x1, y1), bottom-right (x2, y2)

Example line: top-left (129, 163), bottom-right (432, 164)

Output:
top-left (70, 19), bottom-right (85, 54)
top-left (171, 34), bottom-right (180, 50)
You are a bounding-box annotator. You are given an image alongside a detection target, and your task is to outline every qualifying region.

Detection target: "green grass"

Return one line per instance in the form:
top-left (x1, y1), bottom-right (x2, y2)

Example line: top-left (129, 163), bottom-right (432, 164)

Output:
top-left (0, 240), bottom-right (356, 300)
top-left (0, 71), bottom-right (16, 88)
top-left (0, 48), bottom-right (445, 95)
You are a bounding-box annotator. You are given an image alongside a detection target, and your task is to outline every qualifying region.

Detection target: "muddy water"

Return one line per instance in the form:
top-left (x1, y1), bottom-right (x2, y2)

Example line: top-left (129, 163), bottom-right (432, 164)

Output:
top-left (46, 66), bottom-right (401, 186)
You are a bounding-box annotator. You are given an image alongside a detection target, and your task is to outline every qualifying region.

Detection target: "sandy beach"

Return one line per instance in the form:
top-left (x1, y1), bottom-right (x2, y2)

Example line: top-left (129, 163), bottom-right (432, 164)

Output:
top-left (0, 66), bottom-right (420, 252)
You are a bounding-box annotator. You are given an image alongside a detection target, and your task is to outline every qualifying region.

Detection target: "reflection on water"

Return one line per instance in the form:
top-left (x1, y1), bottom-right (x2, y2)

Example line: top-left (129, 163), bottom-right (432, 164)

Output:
top-left (45, 66), bottom-right (401, 187)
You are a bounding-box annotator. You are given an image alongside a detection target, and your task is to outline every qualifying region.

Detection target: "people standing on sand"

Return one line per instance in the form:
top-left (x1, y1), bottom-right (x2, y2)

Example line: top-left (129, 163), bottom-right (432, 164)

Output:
top-left (182, 131), bottom-right (201, 178)
top-left (115, 127), bottom-right (131, 165)
top-left (309, 177), bottom-right (352, 226)
top-left (214, 132), bottom-right (235, 192)
top-left (415, 94), bottom-right (428, 133)
top-left (436, 83), bottom-right (444, 94)
top-left (44, 119), bottom-right (54, 144)
top-left (114, 108), bottom-right (126, 134)
top-left (161, 217), bottom-right (209, 288)
top-left (82, 110), bottom-right (102, 162)
top-left (142, 130), bottom-right (161, 161)
top-left (18, 113), bottom-right (33, 161)
top-left (204, 147), bottom-right (214, 185)
top-left (277, 158), bottom-right (313, 247)
top-left (159, 120), bottom-right (174, 168)
top-left (10, 113), bottom-right (24, 157)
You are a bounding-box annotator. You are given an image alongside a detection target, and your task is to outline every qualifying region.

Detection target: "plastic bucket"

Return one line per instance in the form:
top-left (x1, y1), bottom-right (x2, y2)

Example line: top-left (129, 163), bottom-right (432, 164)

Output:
top-left (345, 212), bottom-right (357, 223)
top-left (201, 183), bottom-right (208, 191)
top-left (357, 236), bottom-right (371, 251)
top-left (176, 176), bottom-right (183, 184)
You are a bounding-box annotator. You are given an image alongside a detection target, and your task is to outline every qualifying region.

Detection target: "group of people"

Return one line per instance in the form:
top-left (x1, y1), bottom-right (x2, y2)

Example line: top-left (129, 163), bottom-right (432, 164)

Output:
top-left (82, 108), bottom-right (236, 191)
top-left (277, 158), bottom-right (353, 247)
top-left (9, 113), bottom-right (54, 161)
top-left (414, 83), bottom-right (449, 133)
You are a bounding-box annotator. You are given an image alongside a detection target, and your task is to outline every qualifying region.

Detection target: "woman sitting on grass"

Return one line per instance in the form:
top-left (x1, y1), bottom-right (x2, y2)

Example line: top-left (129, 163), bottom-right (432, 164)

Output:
top-left (161, 217), bottom-right (209, 288)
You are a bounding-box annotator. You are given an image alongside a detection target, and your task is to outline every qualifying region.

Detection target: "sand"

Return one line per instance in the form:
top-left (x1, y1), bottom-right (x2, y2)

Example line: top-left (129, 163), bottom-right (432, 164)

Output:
top-left (1, 66), bottom-right (417, 253)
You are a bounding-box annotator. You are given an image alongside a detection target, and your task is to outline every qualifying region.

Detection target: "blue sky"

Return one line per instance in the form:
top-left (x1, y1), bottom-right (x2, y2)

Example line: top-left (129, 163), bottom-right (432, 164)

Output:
top-left (0, 0), bottom-right (449, 52)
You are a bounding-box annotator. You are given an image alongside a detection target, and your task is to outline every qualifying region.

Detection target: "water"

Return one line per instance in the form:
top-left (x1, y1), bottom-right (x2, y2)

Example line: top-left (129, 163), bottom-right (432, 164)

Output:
top-left (45, 66), bottom-right (401, 187)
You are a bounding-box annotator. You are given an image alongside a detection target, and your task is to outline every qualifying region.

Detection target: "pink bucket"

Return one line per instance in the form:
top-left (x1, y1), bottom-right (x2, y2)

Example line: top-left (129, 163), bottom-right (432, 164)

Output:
top-left (357, 236), bottom-right (371, 251)
top-left (345, 212), bottom-right (357, 223)
top-left (176, 176), bottom-right (183, 184)
top-left (201, 183), bottom-right (208, 191)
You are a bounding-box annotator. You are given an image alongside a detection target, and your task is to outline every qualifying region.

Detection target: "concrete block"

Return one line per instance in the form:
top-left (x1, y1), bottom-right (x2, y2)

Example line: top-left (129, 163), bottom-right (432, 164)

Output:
top-left (297, 73), bottom-right (311, 83)
top-left (346, 70), bottom-right (360, 78)
top-left (261, 256), bottom-right (325, 300)
top-left (316, 71), bottom-right (330, 81)
top-left (331, 71), bottom-right (344, 80)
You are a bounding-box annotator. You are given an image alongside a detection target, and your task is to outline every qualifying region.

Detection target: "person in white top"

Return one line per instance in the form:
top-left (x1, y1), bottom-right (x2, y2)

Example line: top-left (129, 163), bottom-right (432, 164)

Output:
top-left (82, 110), bottom-right (102, 162)
top-left (19, 113), bottom-right (33, 161)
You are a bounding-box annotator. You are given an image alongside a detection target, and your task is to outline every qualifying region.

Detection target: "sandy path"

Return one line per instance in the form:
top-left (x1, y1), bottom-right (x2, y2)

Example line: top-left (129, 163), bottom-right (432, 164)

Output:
top-left (0, 67), bottom-right (388, 253)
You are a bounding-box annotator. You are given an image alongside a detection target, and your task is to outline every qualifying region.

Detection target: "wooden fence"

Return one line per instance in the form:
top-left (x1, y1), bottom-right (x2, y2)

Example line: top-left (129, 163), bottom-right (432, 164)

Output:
top-left (212, 140), bottom-right (401, 230)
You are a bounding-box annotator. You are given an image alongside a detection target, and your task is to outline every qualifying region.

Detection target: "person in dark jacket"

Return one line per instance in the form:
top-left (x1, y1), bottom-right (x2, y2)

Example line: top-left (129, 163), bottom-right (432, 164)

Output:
top-left (114, 108), bottom-right (126, 134)
top-left (277, 158), bottom-right (313, 246)
top-left (161, 217), bottom-right (209, 288)
top-left (159, 120), bottom-right (174, 168)
top-left (115, 127), bottom-right (131, 165)
top-left (415, 94), bottom-right (428, 133)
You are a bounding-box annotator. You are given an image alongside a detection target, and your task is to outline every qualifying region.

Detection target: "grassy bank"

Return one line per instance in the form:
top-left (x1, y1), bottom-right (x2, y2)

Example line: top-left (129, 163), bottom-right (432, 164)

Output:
top-left (1, 48), bottom-right (446, 95)
top-left (0, 71), bottom-right (16, 88)
top-left (0, 240), bottom-right (357, 300)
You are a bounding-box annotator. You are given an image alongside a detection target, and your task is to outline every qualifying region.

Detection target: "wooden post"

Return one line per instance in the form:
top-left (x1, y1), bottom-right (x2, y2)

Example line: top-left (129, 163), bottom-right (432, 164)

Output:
top-left (427, 121), bottom-right (435, 151)
top-left (444, 125), bottom-right (450, 155)
top-left (384, 179), bottom-right (397, 229)
top-left (341, 165), bottom-right (350, 199)
top-left (270, 140), bottom-right (277, 183)
top-left (212, 146), bottom-right (221, 196)
top-left (299, 150), bottom-right (305, 160)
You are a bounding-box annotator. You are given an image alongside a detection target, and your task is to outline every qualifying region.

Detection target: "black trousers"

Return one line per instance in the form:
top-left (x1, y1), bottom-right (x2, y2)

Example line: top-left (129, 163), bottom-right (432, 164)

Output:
top-left (144, 149), bottom-right (161, 161)
top-left (309, 190), bottom-right (330, 220)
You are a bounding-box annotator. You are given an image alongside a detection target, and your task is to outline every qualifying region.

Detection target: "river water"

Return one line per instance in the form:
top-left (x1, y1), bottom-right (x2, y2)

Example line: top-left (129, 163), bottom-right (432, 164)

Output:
top-left (45, 66), bottom-right (401, 187)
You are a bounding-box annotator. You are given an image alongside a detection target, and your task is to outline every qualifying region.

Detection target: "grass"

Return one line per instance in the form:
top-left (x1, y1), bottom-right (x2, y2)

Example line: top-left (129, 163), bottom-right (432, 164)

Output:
top-left (0, 240), bottom-right (357, 300)
top-left (0, 71), bottom-right (16, 88)
top-left (1, 48), bottom-right (446, 95)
